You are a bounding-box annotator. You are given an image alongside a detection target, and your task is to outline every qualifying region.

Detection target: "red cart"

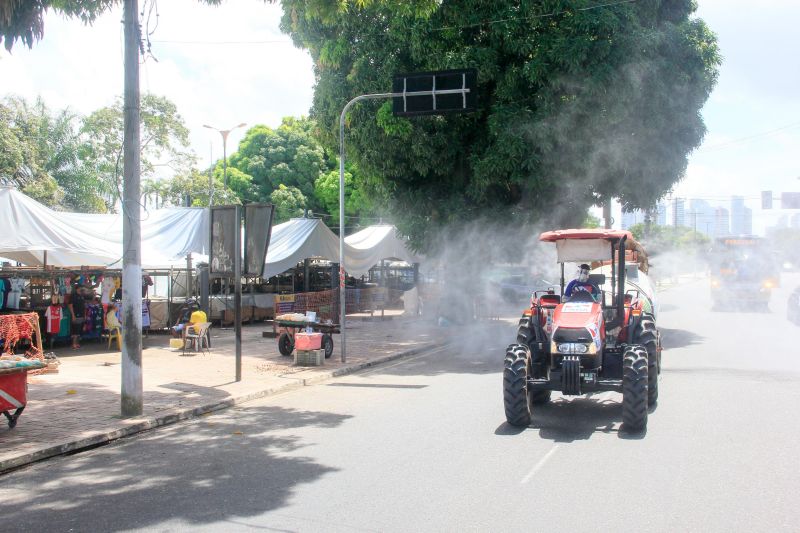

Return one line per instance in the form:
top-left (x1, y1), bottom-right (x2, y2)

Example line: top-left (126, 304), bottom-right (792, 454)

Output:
top-left (275, 320), bottom-right (340, 359)
top-left (0, 363), bottom-right (44, 429)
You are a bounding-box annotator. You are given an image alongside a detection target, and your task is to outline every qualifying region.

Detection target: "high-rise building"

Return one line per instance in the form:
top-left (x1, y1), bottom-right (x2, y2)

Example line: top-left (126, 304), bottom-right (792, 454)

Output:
top-left (673, 198), bottom-right (686, 227)
top-left (621, 209), bottom-right (646, 230)
top-left (730, 196), bottom-right (753, 235)
top-left (689, 199), bottom-right (715, 235)
top-left (713, 207), bottom-right (730, 237)
top-left (656, 202), bottom-right (667, 226)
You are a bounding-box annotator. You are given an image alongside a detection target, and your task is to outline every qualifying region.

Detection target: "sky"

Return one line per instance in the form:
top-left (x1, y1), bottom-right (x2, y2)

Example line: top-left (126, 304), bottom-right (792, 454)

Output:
top-left (0, 0), bottom-right (798, 234)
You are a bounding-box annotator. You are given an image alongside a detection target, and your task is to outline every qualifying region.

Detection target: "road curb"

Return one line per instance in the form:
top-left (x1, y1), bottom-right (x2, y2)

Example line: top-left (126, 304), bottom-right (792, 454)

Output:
top-left (0, 342), bottom-right (443, 475)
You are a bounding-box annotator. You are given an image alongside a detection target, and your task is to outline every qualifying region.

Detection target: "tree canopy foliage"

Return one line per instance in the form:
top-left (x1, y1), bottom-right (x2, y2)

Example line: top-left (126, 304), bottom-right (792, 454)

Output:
top-left (0, 93), bottom-right (193, 212)
top-left (281, 0), bottom-right (720, 249)
top-left (228, 117), bottom-right (326, 205)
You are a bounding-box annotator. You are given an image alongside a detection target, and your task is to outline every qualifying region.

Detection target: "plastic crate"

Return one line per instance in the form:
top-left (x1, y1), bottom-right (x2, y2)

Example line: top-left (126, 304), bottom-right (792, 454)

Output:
top-left (295, 349), bottom-right (324, 366)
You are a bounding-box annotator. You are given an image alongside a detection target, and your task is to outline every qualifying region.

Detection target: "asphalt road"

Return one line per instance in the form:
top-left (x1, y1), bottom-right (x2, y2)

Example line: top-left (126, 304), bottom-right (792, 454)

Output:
top-left (1, 273), bottom-right (799, 532)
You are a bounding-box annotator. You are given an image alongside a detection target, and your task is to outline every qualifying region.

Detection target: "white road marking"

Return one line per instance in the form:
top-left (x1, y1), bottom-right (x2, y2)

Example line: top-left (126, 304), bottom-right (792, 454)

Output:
top-left (521, 445), bottom-right (559, 484)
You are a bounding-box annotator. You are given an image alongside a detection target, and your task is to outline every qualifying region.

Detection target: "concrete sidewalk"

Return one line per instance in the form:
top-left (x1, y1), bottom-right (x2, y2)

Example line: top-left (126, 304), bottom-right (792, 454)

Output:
top-left (0, 316), bottom-right (443, 473)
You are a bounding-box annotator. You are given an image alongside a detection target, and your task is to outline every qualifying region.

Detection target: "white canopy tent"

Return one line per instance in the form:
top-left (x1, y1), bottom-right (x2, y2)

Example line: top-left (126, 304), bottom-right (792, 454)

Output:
top-left (262, 219), bottom-right (418, 279)
top-left (2, 187), bottom-right (417, 279)
top-left (263, 218), bottom-right (340, 279)
top-left (0, 186), bottom-right (120, 266)
top-left (344, 224), bottom-right (420, 275)
top-left (0, 186), bottom-right (208, 268)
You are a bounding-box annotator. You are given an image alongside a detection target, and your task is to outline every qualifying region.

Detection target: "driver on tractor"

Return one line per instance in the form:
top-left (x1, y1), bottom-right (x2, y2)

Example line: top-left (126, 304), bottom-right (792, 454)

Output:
top-left (564, 263), bottom-right (600, 301)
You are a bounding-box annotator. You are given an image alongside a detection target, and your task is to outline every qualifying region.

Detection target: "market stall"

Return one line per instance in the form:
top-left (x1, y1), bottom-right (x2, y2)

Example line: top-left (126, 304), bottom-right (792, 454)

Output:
top-left (0, 312), bottom-right (46, 428)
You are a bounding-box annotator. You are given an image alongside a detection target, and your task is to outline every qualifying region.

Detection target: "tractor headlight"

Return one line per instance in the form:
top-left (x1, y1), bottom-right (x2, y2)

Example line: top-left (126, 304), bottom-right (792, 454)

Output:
top-left (763, 279), bottom-right (775, 289)
top-left (557, 343), bottom-right (589, 354)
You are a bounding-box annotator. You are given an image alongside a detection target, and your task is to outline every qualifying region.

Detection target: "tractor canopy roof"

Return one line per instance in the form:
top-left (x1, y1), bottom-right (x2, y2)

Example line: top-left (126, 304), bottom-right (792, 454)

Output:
top-left (539, 228), bottom-right (634, 242)
top-left (539, 228), bottom-right (642, 263)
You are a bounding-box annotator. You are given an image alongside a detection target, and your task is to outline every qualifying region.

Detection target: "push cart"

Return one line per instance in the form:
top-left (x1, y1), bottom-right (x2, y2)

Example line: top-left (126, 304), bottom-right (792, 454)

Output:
top-left (0, 361), bottom-right (45, 429)
top-left (275, 320), bottom-right (340, 359)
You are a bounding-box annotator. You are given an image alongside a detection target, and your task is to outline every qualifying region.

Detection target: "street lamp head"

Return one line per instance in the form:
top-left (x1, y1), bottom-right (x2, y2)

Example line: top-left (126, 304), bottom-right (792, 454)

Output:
top-left (236, 122), bottom-right (247, 129)
top-left (202, 124), bottom-right (215, 130)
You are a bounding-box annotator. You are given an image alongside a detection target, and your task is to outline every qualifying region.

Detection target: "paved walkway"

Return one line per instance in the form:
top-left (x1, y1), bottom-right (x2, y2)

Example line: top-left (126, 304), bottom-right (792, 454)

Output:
top-left (0, 315), bottom-right (443, 472)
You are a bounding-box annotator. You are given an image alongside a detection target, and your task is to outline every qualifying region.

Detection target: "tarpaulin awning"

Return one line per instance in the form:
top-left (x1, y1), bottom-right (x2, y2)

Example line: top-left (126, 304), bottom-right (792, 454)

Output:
top-left (0, 187), bottom-right (208, 268)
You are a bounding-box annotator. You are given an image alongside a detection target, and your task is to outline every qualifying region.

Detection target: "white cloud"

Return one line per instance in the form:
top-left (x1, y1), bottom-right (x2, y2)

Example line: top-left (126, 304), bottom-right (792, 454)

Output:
top-left (0, 0), bottom-right (314, 168)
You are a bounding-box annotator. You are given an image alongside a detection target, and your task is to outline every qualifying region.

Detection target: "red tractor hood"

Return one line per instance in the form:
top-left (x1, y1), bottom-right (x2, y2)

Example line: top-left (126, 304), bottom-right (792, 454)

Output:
top-left (552, 301), bottom-right (605, 348)
top-left (553, 302), bottom-right (602, 327)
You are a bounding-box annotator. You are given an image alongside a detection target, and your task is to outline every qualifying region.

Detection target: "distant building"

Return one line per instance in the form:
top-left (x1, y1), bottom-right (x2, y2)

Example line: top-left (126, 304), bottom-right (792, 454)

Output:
top-left (673, 198), bottom-right (686, 227)
top-left (730, 196), bottom-right (753, 235)
top-left (621, 209), bottom-right (646, 230)
top-left (656, 202), bottom-right (667, 226)
top-left (689, 199), bottom-right (715, 235)
top-left (713, 207), bottom-right (730, 237)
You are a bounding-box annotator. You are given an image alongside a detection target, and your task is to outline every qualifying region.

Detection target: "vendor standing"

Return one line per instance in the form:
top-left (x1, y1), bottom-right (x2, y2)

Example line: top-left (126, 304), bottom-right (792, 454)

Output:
top-left (68, 283), bottom-right (91, 349)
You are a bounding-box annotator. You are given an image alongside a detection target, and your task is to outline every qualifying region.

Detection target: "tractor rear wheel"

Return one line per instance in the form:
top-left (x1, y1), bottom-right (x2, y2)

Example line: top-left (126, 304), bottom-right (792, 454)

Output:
top-left (516, 316), bottom-right (533, 348)
top-left (634, 315), bottom-right (659, 406)
top-left (622, 345), bottom-right (649, 431)
top-left (503, 344), bottom-right (532, 427)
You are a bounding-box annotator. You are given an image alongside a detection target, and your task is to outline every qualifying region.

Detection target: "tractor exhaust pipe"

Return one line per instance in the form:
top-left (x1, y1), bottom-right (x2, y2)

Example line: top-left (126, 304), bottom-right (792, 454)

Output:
top-left (607, 235), bottom-right (627, 329)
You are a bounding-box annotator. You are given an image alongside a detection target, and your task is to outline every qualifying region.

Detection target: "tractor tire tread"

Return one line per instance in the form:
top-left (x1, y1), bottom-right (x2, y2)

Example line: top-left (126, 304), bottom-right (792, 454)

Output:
top-left (503, 344), bottom-right (532, 427)
top-left (622, 346), bottom-right (648, 431)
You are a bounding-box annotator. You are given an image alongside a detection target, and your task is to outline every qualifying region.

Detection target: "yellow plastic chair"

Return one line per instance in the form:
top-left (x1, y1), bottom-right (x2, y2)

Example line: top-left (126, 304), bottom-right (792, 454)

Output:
top-left (108, 327), bottom-right (122, 350)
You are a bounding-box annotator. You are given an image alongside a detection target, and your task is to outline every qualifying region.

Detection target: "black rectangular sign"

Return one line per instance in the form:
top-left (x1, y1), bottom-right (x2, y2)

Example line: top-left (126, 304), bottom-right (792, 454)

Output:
top-left (243, 203), bottom-right (275, 277)
top-left (209, 205), bottom-right (239, 277)
top-left (392, 68), bottom-right (477, 117)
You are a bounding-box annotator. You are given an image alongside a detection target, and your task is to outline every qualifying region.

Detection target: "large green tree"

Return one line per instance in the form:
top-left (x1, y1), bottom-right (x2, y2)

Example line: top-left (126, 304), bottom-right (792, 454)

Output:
top-left (80, 93), bottom-right (194, 210)
top-left (0, 95), bottom-right (108, 211)
top-left (228, 116), bottom-right (328, 205)
top-left (281, 0), bottom-right (720, 249)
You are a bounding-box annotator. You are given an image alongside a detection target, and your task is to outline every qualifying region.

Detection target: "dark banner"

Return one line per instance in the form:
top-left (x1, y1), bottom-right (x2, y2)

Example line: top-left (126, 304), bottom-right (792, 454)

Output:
top-left (244, 203), bottom-right (275, 277)
top-left (209, 205), bottom-right (239, 276)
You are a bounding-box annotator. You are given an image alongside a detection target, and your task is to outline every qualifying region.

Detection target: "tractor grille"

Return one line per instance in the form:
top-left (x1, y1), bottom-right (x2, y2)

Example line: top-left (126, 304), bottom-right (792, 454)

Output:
top-left (553, 327), bottom-right (592, 343)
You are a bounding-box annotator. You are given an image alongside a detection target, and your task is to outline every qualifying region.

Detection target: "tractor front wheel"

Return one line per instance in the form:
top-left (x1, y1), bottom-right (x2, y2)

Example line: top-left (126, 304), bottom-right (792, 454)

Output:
top-left (516, 316), bottom-right (533, 348)
top-left (503, 344), bottom-right (532, 427)
top-left (622, 345), bottom-right (649, 431)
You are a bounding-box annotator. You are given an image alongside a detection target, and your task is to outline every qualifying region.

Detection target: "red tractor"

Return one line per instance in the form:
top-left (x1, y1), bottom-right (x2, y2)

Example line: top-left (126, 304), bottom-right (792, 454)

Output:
top-left (503, 229), bottom-right (661, 431)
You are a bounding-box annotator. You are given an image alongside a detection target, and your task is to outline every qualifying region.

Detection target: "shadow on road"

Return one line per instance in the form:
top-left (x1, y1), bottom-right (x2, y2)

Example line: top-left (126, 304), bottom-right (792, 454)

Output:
top-left (0, 404), bottom-right (350, 531)
top-left (660, 328), bottom-right (705, 350)
top-left (529, 395), bottom-right (622, 443)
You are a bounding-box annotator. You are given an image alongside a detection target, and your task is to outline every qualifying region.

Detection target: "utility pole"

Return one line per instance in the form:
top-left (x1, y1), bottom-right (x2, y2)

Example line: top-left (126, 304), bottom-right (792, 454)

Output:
top-left (208, 141), bottom-right (214, 206)
top-left (603, 199), bottom-right (612, 229)
top-left (121, 0), bottom-right (143, 417)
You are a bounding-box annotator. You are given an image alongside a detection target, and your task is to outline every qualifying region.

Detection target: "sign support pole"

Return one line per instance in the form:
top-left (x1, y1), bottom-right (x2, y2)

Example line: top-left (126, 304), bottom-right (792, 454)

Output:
top-left (337, 85), bottom-right (472, 363)
top-left (234, 205), bottom-right (242, 382)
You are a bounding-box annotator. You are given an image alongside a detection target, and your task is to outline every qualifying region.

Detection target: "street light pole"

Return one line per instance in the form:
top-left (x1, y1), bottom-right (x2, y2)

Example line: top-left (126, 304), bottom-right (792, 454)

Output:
top-left (203, 123), bottom-right (246, 192)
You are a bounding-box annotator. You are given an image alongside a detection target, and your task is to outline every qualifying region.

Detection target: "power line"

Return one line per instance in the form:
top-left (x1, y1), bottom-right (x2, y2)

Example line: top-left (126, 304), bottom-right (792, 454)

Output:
top-left (696, 120), bottom-right (800, 153)
top-left (430, 0), bottom-right (639, 32)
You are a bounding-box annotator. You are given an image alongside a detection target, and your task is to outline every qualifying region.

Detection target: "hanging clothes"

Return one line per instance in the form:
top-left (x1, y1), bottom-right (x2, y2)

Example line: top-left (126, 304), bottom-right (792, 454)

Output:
top-left (0, 277), bottom-right (9, 309)
top-left (142, 275), bottom-right (154, 298)
top-left (7, 277), bottom-right (25, 309)
top-left (82, 303), bottom-right (104, 338)
top-left (101, 275), bottom-right (117, 305)
top-left (58, 309), bottom-right (71, 338)
top-left (142, 299), bottom-right (151, 328)
top-left (44, 305), bottom-right (63, 335)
